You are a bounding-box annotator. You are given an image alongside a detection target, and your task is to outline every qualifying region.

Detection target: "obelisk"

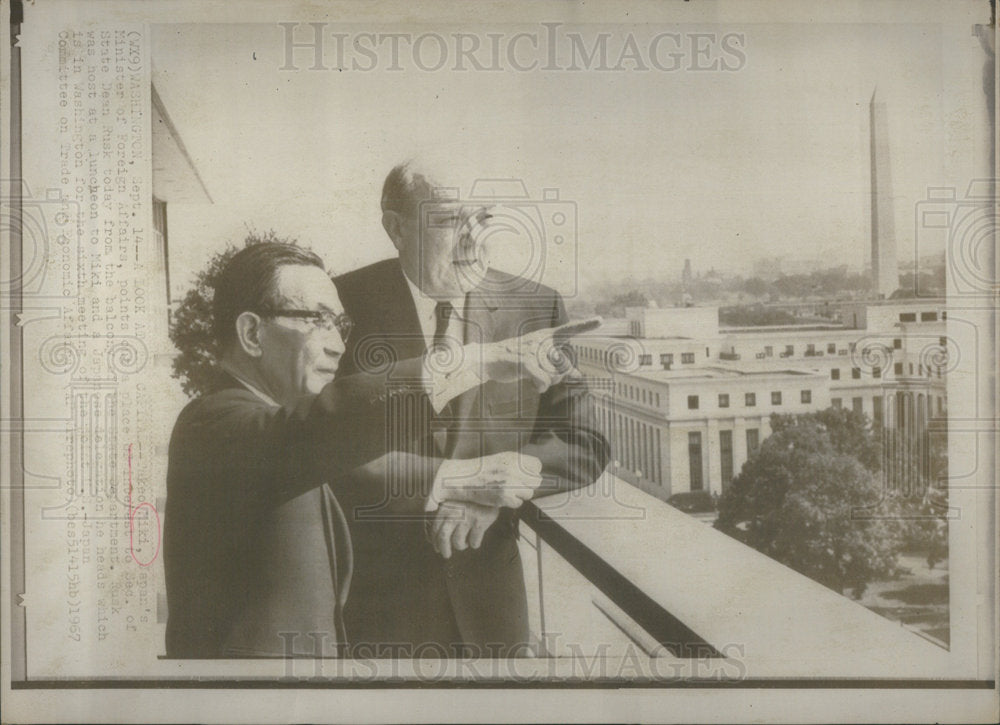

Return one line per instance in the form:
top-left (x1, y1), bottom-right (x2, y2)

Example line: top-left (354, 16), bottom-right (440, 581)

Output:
top-left (870, 88), bottom-right (899, 298)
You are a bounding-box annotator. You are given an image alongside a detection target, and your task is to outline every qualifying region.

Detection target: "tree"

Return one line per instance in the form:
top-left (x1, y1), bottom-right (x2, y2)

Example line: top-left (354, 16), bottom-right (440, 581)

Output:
top-left (741, 276), bottom-right (771, 297)
top-left (779, 407), bottom-right (882, 473)
top-left (715, 413), bottom-right (904, 597)
top-left (168, 229), bottom-right (301, 398)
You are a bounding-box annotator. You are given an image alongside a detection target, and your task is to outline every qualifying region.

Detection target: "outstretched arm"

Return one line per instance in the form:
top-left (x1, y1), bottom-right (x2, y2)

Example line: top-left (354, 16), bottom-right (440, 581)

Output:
top-left (519, 295), bottom-right (610, 497)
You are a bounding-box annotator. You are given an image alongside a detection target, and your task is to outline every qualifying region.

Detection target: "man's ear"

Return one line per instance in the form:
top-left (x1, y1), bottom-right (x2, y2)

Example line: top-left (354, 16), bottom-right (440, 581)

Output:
top-left (234, 311), bottom-right (264, 358)
top-left (381, 210), bottom-right (403, 252)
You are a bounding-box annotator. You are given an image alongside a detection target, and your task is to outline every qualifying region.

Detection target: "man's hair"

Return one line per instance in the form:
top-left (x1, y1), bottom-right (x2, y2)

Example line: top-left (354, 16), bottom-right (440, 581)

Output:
top-left (212, 242), bottom-right (325, 350)
top-left (381, 160), bottom-right (419, 217)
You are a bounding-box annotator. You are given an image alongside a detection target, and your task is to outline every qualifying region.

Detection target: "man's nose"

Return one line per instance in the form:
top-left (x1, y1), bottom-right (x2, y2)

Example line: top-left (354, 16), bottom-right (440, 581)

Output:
top-left (324, 331), bottom-right (346, 358)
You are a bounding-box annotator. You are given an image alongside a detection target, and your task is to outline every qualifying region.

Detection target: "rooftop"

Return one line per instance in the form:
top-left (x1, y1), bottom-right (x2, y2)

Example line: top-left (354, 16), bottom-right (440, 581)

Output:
top-left (631, 365), bottom-right (818, 382)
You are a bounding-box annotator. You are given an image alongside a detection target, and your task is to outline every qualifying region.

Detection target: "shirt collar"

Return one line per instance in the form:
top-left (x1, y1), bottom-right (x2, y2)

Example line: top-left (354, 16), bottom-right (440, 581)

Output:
top-left (402, 270), bottom-right (465, 344)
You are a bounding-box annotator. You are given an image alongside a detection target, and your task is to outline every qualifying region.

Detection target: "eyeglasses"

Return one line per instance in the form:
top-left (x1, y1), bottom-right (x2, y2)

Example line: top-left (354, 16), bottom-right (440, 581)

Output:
top-left (258, 308), bottom-right (354, 340)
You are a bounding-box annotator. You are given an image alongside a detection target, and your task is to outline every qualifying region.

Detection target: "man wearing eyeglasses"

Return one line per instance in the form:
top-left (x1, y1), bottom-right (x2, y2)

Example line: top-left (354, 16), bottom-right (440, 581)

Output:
top-left (163, 242), bottom-right (565, 658)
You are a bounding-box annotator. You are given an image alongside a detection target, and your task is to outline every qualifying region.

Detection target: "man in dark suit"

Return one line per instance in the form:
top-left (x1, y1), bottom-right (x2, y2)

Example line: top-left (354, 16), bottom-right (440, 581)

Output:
top-left (334, 160), bottom-right (610, 657)
top-left (164, 243), bottom-right (559, 658)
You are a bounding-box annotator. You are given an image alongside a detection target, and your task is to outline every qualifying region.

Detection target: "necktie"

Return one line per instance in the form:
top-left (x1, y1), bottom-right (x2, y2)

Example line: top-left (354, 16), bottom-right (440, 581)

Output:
top-left (429, 301), bottom-right (457, 459)
top-left (432, 301), bottom-right (454, 349)
top-left (427, 301), bottom-right (457, 542)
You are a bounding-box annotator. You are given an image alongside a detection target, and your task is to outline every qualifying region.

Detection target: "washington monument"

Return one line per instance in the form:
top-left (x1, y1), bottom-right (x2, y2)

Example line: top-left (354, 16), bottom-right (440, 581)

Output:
top-left (869, 88), bottom-right (900, 298)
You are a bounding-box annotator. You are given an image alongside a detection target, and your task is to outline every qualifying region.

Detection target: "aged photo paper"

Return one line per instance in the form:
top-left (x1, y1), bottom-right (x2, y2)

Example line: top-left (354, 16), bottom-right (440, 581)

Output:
top-left (1, 0), bottom-right (997, 722)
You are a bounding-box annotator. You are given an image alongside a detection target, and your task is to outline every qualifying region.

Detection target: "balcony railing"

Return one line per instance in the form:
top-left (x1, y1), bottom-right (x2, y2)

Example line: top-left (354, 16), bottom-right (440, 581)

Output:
top-left (517, 476), bottom-right (948, 678)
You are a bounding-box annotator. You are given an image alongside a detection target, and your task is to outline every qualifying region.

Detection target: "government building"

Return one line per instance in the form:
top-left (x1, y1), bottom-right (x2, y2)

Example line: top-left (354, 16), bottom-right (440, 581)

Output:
top-left (571, 299), bottom-right (948, 502)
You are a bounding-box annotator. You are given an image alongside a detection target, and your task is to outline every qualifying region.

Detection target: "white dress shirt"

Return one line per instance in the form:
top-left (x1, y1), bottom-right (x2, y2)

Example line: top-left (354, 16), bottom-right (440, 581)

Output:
top-left (402, 273), bottom-right (484, 416)
top-left (402, 273), bottom-right (465, 348)
top-left (402, 273), bottom-right (491, 511)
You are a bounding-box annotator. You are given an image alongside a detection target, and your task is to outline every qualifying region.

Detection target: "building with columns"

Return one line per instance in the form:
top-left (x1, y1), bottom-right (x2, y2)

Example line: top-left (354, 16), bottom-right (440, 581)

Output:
top-left (572, 299), bottom-right (947, 501)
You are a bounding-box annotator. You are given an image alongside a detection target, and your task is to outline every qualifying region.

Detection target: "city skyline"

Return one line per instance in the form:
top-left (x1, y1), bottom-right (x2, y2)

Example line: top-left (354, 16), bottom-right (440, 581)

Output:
top-left (151, 17), bottom-right (987, 300)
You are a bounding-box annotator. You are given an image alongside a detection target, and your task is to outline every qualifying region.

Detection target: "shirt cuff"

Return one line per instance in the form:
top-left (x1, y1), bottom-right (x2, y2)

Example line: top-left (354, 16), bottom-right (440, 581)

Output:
top-left (424, 343), bottom-right (484, 414)
top-left (425, 457), bottom-right (475, 512)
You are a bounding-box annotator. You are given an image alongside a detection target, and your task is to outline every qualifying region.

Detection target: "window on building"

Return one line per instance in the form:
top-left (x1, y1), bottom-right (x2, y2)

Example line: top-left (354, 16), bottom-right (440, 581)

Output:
top-left (941, 311), bottom-right (947, 320)
top-left (801, 390), bottom-right (811, 404)
top-left (764, 346), bottom-right (773, 357)
top-left (720, 430), bottom-right (734, 488)
top-left (681, 352), bottom-right (695, 364)
top-left (746, 428), bottom-right (760, 456)
top-left (785, 345), bottom-right (794, 356)
top-left (832, 398), bottom-right (842, 409)
top-left (852, 397), bottom-right (863, 415)
top-left (894, 362), bottom-right (903, 376)
top-left (873, 395), bottom-right (883, 427)
top-left (655, 430), bottom-right (663, 484)
top-left (893, 338), bottom-right (902, 349)
top-left (899, 312), bottom-right (917, 322)
top-left (745, 392), bottom-right (756, 407)
top-left (660, 353), bottom-right (674, 368)
top-left (831, 368), bottom-right (840, 380)
top-left (656, 393), bottom-right (661, 407)
top-left (852, 367), bottom-right (861, 379)
top-left (629, 418), bottom-right (636, 470)
top-left (639, 354), bottom-right (652, 366)
top-left (687, 395), bottom-right (699, 410)
top-left (771, 391), bottom-right (782, 405)
top-left (938, 397), bottom-right (944, 415)
top-left (827, 343), bottom-right (836, 354)
top-left (909, 362), bottom-right (914, 375)
top-left (806, 343), bottom-right (816, 355)
top-left (705, 347), bottom-right (710, 358)
top-left (873, 366), bottom-right (882, 379)
top-left (921, 311), bottom-right (937, 322)
top-left (718, 393), bottom-right (730, 408)
top-left (688, 432), bottom-right (703, 491)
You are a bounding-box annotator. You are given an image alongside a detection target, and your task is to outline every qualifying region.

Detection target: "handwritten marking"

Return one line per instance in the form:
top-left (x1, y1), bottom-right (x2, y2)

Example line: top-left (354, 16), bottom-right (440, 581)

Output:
top-left (127, 443), bottom-right (161, 566)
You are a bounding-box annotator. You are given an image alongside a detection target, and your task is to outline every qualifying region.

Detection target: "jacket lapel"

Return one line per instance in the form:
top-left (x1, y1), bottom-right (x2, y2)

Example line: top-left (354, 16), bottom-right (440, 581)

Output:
top-left (382, 260), bottom-right (427, 361)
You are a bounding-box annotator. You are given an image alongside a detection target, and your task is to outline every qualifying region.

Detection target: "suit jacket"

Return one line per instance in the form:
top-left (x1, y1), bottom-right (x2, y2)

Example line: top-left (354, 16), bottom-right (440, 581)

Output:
top-left (334, 258), bottom-right (610, 656)
top-left (163, 360), bottom-right (438, 658)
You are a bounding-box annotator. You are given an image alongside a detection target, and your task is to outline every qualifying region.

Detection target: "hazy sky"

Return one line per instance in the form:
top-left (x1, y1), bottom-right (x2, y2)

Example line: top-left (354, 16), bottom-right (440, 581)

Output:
top-left (151, 10), bottom-right (989, 301)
